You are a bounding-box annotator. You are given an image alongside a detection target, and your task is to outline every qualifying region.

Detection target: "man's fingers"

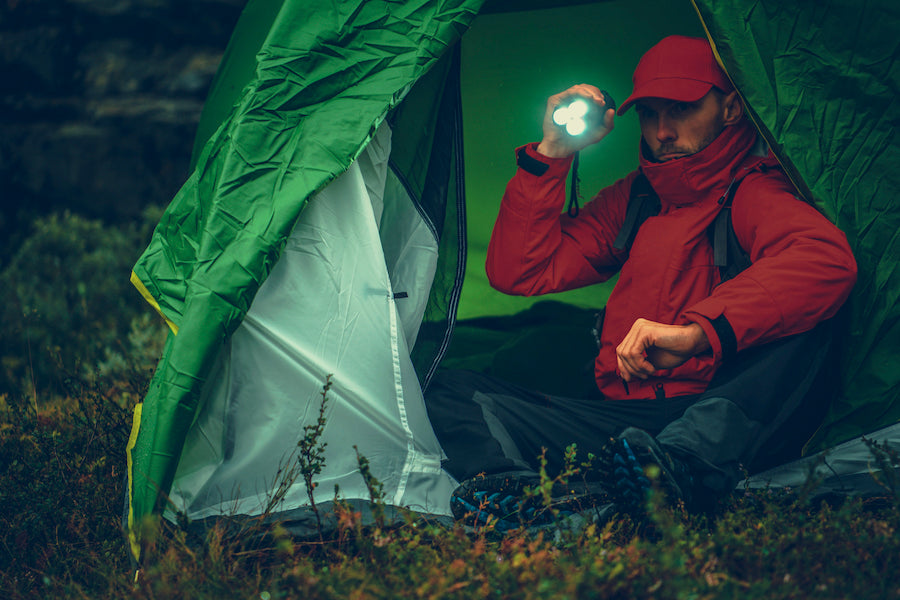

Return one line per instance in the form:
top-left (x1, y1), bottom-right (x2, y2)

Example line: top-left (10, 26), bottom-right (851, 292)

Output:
top-left (618, 358), bottom-right (652, 382)
top-left (548, 85), bottom-right (614, 129)
top-left (616, 319), bottom-right (709, 385)
top-left (620, 353), bottom-right (655, 380)
top-left (616, 322), bottom-right (656, 381)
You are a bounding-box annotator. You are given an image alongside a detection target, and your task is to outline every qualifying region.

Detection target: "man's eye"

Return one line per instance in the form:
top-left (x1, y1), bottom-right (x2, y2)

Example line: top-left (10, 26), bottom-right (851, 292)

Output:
top-left (672, 102), bottom-right (692, 115)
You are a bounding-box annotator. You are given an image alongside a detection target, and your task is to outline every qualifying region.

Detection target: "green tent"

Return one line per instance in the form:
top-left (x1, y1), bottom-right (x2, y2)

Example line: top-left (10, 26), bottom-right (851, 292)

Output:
top-left (126, 0), bottom-right (900, 561)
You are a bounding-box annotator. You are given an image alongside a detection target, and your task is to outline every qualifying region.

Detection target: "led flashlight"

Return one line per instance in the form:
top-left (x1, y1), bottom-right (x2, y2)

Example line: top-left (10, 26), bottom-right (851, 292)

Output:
top-left (551, 90), bottom-right (616, 136)
top-left (552, 98), bottom-right (590, 135)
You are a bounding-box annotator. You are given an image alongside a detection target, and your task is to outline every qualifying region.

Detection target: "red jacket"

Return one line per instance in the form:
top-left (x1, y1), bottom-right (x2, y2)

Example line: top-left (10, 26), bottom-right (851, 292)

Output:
top-left (487, 120), bottom-right (857, 401)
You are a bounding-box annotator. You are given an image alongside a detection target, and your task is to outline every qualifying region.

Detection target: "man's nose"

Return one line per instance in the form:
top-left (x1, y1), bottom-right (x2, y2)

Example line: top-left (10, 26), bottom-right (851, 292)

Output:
top-left (656, 116), bottom-right (677, 142)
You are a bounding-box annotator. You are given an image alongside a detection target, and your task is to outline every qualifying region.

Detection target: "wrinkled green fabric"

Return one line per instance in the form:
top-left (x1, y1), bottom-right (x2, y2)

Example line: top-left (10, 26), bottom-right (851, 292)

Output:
top-left (694, 0), bottom-right (900, 449)
top-left (190, 0), bottom-right (607, 167)
top-left (129, 0), bottom-right (483, 555)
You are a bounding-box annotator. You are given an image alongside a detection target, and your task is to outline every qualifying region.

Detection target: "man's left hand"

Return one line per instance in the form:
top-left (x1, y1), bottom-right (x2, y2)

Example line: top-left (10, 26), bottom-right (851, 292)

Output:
top-left (616, 319), bottom-right (710, 382)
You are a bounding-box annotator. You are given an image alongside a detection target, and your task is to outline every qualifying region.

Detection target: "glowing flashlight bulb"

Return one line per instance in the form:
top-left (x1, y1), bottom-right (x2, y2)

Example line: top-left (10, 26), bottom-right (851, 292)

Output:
top-left (549, 90), bottom-right (616, 137)
top-left (568, 99), bottom-right (589, 118)
top-left (552, 98), bottom-right (591, 136)
top-left (566, 119), bottom-right (587, 136)
top-left (552, 106), bottom-right (569, 126)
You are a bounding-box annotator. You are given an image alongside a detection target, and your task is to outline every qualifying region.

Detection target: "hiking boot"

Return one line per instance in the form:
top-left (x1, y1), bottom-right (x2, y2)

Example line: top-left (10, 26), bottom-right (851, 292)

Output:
top-left (598, 427), bottom-right (694, 515)
top-left (450, 471), bottom-right (611, 532)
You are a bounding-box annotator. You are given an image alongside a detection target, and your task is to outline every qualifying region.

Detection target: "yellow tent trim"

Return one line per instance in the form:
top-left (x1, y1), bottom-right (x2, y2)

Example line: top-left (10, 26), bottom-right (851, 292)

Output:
top-left (130, 270), bottom-right (179, 335)
top-left (125, 402), bottom-right (143, 562)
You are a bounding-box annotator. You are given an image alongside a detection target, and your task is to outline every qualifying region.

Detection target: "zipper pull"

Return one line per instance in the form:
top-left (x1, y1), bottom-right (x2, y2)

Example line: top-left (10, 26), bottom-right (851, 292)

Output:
top-left (718, 176), bottom-right (738, 205)
top-left (654, 383), bottom-right (666, 401)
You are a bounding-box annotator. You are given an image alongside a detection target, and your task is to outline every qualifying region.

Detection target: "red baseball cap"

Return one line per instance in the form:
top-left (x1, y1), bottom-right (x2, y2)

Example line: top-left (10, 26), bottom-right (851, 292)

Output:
top-left (617, 35), bottom-right (734, 116)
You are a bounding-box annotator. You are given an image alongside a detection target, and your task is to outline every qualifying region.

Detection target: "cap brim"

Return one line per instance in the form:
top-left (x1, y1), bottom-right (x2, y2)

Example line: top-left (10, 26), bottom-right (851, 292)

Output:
top-left (616, 79), bottom-right (713, 116)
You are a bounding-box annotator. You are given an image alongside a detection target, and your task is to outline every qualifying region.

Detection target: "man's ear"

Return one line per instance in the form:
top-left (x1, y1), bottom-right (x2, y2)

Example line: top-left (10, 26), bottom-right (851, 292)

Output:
top-left (722, 90), bottom-right (744, 126)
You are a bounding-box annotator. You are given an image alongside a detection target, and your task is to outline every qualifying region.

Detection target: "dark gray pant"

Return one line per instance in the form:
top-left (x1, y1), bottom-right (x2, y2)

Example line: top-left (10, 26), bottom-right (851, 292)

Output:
top-left (425, 320), bottom-right (835, 496)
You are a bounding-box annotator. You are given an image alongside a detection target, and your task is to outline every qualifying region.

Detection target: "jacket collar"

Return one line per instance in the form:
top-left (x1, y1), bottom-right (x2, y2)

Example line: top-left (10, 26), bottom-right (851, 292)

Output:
top-left (638, 119), bottom-right (762, 208)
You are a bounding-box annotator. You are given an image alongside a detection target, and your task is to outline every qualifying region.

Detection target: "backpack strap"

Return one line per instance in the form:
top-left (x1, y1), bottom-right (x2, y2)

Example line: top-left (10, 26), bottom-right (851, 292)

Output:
top-left (594, 173), bottom-right (752, 349)
top-left (711, 177), bottom-right (752, 284)
top-left (613, 172), bottom-right (660, 251)
top-left (612, 171), bottom-right (751, 283)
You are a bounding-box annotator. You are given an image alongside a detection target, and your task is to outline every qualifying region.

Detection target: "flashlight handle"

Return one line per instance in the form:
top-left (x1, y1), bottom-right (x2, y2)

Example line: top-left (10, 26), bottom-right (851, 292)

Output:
top-left (599, 89), bottom-right (616, 114)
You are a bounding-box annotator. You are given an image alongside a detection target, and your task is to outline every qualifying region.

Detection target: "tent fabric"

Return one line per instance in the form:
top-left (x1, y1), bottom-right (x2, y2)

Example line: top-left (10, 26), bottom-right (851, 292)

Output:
top-left (126, 0), bottom-right (482, 559)
top-left (691, 0), bottom-right (900, 450)
top-left (183, 500), bottom-right (456, 545)
top-left (168, 122), bottom-right (457, 523)
top-left (128, 0), bottom-right (900, 561)
top-left (740, 422), bottom-right (900, 499)
top-left (188, 0), bottom-right (605, 165)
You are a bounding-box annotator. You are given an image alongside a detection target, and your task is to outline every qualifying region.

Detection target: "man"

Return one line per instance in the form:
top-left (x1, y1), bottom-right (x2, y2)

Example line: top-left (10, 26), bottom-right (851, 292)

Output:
top-left (425, 36), bottom-right (857, 526)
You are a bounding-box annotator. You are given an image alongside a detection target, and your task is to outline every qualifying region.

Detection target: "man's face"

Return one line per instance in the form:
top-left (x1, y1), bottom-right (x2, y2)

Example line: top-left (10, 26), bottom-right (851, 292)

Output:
top-left (635, 90), bottom-right (731, 162)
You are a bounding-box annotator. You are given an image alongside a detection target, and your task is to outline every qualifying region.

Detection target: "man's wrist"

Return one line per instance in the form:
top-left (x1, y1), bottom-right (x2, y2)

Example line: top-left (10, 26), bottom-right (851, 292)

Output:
top-left (536, 140), bottom-right (573, 159)
top-left (687, 322), bottom-right (711, 355)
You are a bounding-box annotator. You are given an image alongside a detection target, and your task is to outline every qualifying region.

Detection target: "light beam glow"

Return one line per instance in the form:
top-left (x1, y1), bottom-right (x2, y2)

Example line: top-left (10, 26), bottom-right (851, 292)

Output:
top-left (551, 98), bottom-right (591, 136)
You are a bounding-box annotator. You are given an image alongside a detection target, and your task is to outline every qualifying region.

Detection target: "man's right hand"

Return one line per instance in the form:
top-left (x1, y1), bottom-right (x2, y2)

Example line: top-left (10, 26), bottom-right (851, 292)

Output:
top-left (616, 319), bottom-right (711, 382)
top-left (536, 84), bottom-right (615, 159)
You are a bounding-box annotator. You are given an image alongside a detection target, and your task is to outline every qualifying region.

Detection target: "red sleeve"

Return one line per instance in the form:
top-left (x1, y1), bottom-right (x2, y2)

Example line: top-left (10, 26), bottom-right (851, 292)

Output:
top-left (486, 143), bottom-right (632, 296)
top-left (683, 171), bottom-right (857, 361)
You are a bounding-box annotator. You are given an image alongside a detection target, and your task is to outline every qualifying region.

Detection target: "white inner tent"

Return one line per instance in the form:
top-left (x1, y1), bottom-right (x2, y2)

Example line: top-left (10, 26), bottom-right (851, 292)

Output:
top-left (166, 122), bottom-right (458, 523)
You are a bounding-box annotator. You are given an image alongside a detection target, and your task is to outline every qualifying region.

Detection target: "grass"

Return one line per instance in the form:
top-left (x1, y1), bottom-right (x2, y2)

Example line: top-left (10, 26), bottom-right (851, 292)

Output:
top-left (1, 374), bottom-right (899, 599)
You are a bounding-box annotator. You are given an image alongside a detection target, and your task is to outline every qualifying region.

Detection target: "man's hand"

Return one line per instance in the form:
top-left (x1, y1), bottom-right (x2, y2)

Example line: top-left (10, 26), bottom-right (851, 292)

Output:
top-left (536, 84), bottom-right (615, 159)
top-left (616, 319), bottom-right (711, 382)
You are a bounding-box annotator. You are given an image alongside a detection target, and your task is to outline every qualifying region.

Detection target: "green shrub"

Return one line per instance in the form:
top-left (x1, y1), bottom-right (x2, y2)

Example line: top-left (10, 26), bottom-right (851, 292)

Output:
top-left (1, 375), bottom-right (899, 598)
top-left (0, 209), bottom-right (166, 399)
top-left (0, 378), bottom-right (142, 596)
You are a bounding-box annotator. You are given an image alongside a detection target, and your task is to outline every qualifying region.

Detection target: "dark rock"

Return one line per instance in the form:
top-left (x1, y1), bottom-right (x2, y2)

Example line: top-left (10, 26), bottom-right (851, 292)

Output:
top-left (0, 109), bottom-right (198, 220)
top-left (78, 40), bottom-right (223, 98)
top-left (0, 25), bottom-right (78, 93)
top-left (0, 0), bottom-right (249, 260)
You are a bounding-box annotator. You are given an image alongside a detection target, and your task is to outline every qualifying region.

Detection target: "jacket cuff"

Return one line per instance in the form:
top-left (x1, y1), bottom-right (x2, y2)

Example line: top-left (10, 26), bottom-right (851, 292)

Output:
top-left (708, 315), bottom-right (737, 362)
top-left (685, 305), bottom-right (737, 365)
top-left (515, 143), bottom-right (573, 178)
